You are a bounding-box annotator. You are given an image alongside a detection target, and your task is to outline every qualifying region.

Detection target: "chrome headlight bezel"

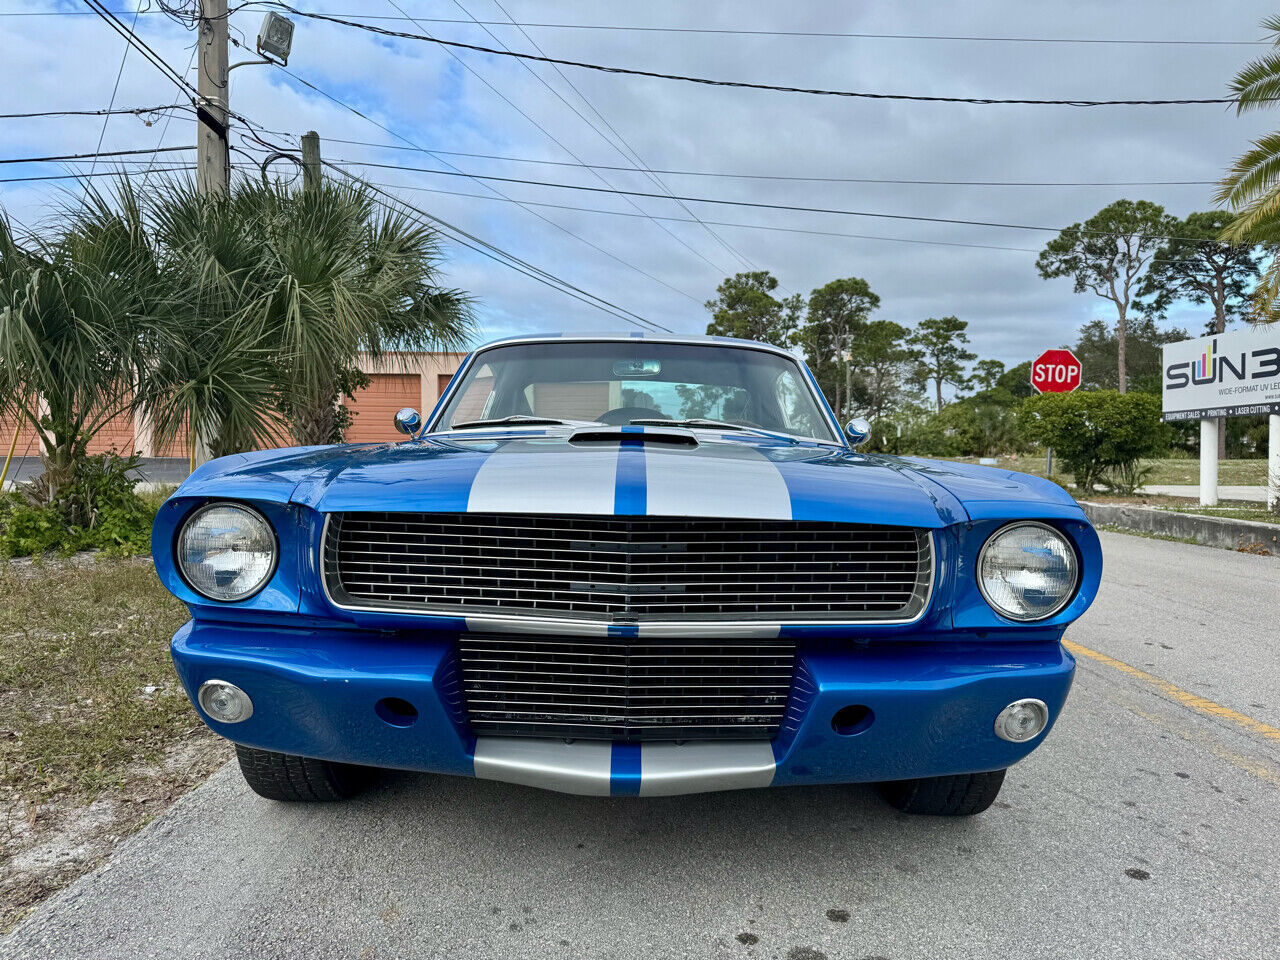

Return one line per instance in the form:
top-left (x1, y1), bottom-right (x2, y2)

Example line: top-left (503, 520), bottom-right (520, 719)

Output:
top-left (176, 501), bottom-right (279, 603)
top-left (977, 521), bottom-right (1080, 622)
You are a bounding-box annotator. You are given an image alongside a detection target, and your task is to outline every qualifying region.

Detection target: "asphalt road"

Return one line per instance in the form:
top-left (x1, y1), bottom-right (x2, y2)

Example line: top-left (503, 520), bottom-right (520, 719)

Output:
top-left (4, 532), bottom-right (1279, 960)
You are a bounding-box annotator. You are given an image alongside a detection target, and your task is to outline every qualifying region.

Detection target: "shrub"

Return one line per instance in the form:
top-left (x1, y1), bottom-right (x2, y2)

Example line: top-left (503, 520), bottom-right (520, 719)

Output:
top-left (0, 454), bottom-right (158, 558)
top-left (1022, 390), bottom-right (1169, 493)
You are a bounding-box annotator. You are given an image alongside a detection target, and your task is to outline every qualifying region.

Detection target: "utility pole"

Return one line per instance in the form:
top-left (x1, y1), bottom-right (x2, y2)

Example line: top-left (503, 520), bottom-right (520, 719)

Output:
top-left (301, 131), bottom-right (321, 191)
top-left (196, 0), bottom-right (230, 195)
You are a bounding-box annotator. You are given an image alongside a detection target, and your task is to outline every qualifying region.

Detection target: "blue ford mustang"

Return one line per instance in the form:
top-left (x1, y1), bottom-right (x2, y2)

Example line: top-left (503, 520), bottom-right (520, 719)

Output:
top-left (153, 334), bottom-right (1101, 815)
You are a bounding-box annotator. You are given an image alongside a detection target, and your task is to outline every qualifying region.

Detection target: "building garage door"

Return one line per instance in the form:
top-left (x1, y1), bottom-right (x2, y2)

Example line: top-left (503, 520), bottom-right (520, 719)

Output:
top-left (346, 374), bottom-right (421, 443)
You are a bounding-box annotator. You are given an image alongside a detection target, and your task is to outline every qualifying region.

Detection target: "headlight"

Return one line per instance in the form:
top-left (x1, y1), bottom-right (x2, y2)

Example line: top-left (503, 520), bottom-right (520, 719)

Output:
top-left (177, 503), bottom-right (277, 602)
top-left (977, 522), bottom-right (1078, 621)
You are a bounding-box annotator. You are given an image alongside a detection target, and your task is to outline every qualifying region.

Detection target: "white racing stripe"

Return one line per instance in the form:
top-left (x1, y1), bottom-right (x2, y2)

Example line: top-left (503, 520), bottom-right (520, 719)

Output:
top-left (473, 738), bottom-right (613, 796)
top-left (466, 439), bottom-right (618, 514)
top-left (638, 741), bottom-right (776, 796)
top-left (643, 441), bottom-right (792, 519)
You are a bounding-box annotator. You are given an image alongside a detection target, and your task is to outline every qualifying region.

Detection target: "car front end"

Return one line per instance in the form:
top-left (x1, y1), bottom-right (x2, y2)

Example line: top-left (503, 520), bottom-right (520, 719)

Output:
top-left (152, 335), bottom-right (1101, 812)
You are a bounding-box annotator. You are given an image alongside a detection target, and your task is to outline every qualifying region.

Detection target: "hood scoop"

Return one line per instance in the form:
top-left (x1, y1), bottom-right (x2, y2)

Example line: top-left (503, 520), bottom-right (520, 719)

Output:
top-left (568, 426), bottom-right (698, 447)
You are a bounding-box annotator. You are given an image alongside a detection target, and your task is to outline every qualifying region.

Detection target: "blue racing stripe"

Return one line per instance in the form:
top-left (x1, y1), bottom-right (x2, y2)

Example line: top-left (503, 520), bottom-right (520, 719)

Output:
top-left (613, 426), bottom-right (647, 515)
top-left (610, 742), bottom-right (642, 795)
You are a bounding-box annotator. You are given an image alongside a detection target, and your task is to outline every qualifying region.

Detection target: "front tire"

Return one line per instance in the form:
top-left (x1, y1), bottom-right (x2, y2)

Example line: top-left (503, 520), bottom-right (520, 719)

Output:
top-left (235, 744), bottom-right (371, 801)
top-left (877, 769), bottom-right (1006, 816)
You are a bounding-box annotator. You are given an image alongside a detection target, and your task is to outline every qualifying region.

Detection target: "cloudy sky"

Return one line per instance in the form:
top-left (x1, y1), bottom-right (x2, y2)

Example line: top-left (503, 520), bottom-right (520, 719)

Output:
top-left (3, 0), bottom-right (1278, 367)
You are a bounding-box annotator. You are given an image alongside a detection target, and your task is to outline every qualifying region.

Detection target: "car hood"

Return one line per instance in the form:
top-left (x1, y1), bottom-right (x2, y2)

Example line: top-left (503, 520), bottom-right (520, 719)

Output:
top-left (174, 428), bottom-right (1085, 527)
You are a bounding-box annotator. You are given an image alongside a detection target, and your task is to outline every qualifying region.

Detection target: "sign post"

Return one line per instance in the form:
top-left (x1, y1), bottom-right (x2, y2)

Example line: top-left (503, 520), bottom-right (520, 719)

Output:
top-left (1161, 328), bottom-right (1280, 509)
top-left (1031, 349), bottom-right (1082, 481)
top-left (1271, 413), bottom-right (1280, 512)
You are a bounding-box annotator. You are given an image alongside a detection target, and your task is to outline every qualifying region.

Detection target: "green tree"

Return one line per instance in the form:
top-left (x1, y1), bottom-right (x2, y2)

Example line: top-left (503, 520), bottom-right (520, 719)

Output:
top-left (704, 271), bottom-right (802, 349)
top-left (849, 319), bottom-right (913, 423)
top-left (1036, 200), bottom-right (1176, 394)
top-left (1217, 15), bottom-right (1280, 319)
top-left (972, 359), bottom-right (1006, 391)
top-left (908, 316), bottom-right (976, 412)
top-left (1137, 210), bottom-right (1258, 458)
top-left (0, 184), bottom-right (171, 495)
top-left (997, 360), bottom-right (1037, 399)
top-left (1139, 211), bottom-right (1263, 333)
top-left (794, 277), bottom-right (880, 418)
top-left (1072, 317), bottom-right (1187, 394)
top-left (1022, 390), bottom-right (1169, 493)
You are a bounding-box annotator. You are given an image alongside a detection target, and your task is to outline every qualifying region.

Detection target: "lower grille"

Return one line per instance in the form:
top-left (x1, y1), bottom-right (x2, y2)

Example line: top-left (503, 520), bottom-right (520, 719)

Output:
top-left (458, 636), bottom-right (794, 741)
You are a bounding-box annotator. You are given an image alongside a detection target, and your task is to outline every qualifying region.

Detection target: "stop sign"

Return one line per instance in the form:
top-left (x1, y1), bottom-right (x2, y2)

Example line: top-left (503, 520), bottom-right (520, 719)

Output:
top-left (1030, 349), bottom-right (1082, 393)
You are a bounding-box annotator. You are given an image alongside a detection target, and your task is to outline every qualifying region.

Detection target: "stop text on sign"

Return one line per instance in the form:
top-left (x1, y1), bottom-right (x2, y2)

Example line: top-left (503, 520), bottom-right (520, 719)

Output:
top-left (1031, 349), bottom-right (1082, 394)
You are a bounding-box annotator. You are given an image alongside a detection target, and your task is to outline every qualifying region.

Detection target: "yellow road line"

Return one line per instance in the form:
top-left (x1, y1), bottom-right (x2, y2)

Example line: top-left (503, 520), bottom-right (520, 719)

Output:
top-left (1064, 639), bottom-right (1280, 742)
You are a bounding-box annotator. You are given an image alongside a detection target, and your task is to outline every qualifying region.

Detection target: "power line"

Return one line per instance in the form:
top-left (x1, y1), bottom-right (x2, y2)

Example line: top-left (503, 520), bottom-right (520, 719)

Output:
top-left (0, 104), bottom-right (192, 120)
top-left (141, 44), bottom-right (201, 191)
top-left (280, 171), bottom-right (1042, 253)
top-left (254, 50), bottom-right (707, 309)
top-left (319, 155), bottom-right (1236, 242)
top-left (426, 0), bottom-right (744, 279)
top-left (87, 2), bottom-right (145, 185)
top-left (378, 0), bottom-right (728, 287)
top-left (283, 169), bottom-right (1216, 268)
top-left (476, 0), bottom-right (761, 276)
top-left (0, 145), bottom-right (195, 165)
top-left (264, 4), bottom-right (1266, 106)
top-left (80, 1), bottom-right (197, 96)
top-left (0, 166), bottom-right (197, 185)
top-left (317, 136), bottom-right (1220, 188)
top-left (27, 5), bottom-right (673, 336)
top-left (1, 8), bottom-right (1269, 46)
top-left (321, 158), bottom-right (673, 332)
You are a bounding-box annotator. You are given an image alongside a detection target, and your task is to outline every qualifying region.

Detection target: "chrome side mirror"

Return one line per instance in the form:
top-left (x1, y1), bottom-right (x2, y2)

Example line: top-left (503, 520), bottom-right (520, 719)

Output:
top-left (844, 418), bottom-right (872, 447)
top-left (394, 407), bottom-right (422, 437)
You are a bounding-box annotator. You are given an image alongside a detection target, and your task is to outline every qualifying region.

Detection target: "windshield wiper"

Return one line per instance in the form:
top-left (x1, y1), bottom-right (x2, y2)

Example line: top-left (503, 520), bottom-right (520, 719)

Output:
top-left (450, 415), bottom-right (571, 429)
top-left (629, 418), bottom-right (799, 444)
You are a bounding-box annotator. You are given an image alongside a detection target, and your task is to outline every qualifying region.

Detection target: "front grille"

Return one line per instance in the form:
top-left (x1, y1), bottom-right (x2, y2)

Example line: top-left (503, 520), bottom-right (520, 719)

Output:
top-left (458, 636), bottom-right (794, 740)
top-left (323, 512), bottom-right (932, 624)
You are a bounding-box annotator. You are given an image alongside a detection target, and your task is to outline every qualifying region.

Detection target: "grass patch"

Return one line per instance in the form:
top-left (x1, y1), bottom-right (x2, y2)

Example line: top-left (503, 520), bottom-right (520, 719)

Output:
top-left (0, 557), bottom-right (225, 930)
top-left (0, 559), bottom-right (196, 800)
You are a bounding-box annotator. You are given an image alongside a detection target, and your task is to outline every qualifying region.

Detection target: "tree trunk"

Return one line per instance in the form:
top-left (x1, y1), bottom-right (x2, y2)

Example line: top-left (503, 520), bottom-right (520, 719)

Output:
top-left (291, 393), bottom-right (338, 447)
top-left (935, 376), bottom-right (943, 413)
top-left (1116, 305), bottom-right (1127, 395)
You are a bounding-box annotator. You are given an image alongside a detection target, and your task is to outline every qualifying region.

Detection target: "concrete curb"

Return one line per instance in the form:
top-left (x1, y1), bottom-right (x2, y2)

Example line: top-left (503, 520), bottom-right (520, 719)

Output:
top-left (1080, 501), bottom-right (1280, 554)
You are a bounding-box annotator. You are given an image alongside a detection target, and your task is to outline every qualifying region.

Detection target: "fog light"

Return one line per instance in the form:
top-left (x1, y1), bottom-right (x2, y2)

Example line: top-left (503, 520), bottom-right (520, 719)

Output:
top-left (198, 679), bottom-right (253, 723)
top-left (994, 698), bottom-right (1048, 742)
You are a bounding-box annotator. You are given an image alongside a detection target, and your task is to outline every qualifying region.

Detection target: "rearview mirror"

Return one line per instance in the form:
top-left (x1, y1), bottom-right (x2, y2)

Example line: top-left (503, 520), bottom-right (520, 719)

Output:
top-left (394, 408), bottom-right (422, 437)
top-left (844, 418), bottom-right (871, 447)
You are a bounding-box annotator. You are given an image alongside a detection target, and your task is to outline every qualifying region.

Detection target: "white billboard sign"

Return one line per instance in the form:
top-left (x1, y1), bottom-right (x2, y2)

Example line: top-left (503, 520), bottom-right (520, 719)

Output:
top-left (1161, 325), bottom-right (1280, 422)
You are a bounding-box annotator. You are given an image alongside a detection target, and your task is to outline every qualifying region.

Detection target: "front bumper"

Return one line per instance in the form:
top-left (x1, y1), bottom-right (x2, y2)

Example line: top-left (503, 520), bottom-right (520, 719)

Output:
top-left (172, 620), bottom-right (1075, 796)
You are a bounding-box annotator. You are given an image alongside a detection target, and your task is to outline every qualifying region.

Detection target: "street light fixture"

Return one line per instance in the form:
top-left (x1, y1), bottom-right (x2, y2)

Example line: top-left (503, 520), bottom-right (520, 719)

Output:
top-left (256, 12), bottom-right (294, 65)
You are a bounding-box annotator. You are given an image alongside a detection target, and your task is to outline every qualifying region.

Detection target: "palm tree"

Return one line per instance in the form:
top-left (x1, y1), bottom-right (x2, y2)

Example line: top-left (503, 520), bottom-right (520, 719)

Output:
top-left (146, 181), bottom-right (286, 459)
top-left (0, 182), bottom-right (172, 495)
top-left (151, 177), bottom-right (472, 452)
top-left (1216, 14), bottom-right (1280, 319)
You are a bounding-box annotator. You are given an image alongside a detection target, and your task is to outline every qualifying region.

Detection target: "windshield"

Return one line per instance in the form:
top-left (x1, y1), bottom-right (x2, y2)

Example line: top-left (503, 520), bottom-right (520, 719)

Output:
top-left (434, 340), bottom-right (838, 442)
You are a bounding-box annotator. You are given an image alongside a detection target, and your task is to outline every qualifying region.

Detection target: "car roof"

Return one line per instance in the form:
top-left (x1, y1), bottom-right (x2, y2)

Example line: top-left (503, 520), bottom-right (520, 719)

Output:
top-left (472, 332), bottom-right (795, 358)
